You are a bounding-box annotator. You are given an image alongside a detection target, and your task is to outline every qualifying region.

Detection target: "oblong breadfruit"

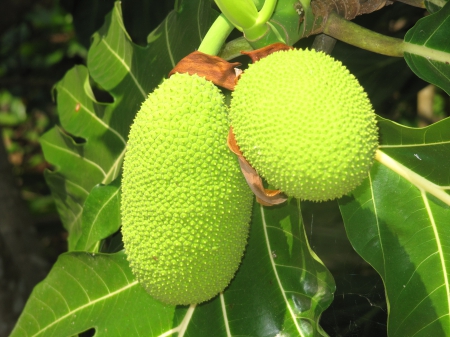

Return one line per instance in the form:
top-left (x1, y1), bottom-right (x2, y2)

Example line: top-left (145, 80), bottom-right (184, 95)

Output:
top-left (230, 49), bottom-right (379, 201)
top-left (121, 73), bottom-right (253, 305)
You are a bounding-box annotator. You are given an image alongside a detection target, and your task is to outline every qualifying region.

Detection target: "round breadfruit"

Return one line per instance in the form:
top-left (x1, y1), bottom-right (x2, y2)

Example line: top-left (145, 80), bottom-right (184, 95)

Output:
top-left (121, 73), bottom-right (253, 306)
top-left (229, 49), bottom-right (378, 201)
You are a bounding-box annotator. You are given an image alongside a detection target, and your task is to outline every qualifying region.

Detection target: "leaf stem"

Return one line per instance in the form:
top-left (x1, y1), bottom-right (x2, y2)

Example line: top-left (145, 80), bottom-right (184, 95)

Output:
top-left (254, 0), bottom-right (277, 27)
top-left (375, 149), bottom-right (450, 206)
top-left (323, 12), bottom-right (404, 57)
top-left (198, 14), bottom-right (235, 56)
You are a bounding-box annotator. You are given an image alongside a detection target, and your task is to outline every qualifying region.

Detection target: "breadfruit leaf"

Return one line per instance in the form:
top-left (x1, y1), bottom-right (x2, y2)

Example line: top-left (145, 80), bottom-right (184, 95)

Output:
top-left (403, 2), bottom-right (450, 95)
top-left (75, 177), bottom-right (121, 252)
top-left (339, 115), bottom-right (450, 336)
top-left (9, 252), bottom-right (176, 337)
top-left (11, 199), bottom-right (335, 337)
top-left (40, 1), bottom-right (216, 250)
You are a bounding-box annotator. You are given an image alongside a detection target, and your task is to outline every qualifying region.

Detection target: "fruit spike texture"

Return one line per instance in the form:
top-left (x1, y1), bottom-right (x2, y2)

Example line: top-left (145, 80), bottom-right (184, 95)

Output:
top-left (121, 73), bottom-right (253, 305)
top-left (230, 49), bottom-right (379, 202)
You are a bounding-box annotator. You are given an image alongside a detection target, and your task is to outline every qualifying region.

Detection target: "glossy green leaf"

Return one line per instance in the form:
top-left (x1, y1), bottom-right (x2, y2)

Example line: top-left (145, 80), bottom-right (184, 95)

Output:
top-left (339, 116), bottom-right (450, 336)
top-left (40, 1), bottom-right (217, 249)
top-left (75, 178), bottom-right (121, 252)
top-left (403, 2), bottom-right (450, 95)
top-left (11, 200), bottom-right (335, 336)
top-left (9, 252), bottom-right (175, 337)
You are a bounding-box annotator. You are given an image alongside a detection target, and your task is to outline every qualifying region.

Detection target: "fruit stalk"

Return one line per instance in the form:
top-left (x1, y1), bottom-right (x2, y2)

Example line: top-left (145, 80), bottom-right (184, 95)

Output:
top-left (323, 12), bottom-right (404, 57)
top-left (198, 14), bottom-right (235, 55)
top-left (214, 0), bottom-right (277, 41)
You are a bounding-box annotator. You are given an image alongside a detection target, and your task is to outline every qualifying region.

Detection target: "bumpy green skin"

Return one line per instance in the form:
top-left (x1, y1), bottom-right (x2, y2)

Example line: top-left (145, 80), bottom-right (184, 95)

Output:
top-left (230, 49), bottom-right (379, 202)
top-left (121, 73), bottom-right (253, 305)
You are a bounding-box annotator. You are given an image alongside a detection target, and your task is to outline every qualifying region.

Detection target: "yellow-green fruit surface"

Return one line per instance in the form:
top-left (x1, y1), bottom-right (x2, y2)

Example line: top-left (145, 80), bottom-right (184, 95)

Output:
top-left (230, 49), bottom-right (379, 201)
top-left (121, 73), bottom-right (253, 305)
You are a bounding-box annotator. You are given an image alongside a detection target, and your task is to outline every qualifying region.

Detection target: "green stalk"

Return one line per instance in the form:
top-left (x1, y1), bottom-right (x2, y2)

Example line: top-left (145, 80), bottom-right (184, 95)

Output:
top-left (214, 0), bottom-right (278, 42)
top-left (215, 0), bottom-right (259, 31)
top-left (254, 0), bottom-right (277, 26)
top-left (197, 14), bottom-right (235, 56)
top-left (323, 12), bottom-right (404, 57)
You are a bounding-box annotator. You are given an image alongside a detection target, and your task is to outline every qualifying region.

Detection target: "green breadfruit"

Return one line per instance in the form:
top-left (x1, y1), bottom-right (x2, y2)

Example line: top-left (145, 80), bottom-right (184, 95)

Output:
top-left (230, 49), bottom-right (379, 201)
top-left (121, 73), bottom-right (253, 305)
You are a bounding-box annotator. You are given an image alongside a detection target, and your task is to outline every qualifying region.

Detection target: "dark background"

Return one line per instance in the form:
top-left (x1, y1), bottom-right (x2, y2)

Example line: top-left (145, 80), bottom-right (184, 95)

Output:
top-left (0, 0), bottom-right (447, 336)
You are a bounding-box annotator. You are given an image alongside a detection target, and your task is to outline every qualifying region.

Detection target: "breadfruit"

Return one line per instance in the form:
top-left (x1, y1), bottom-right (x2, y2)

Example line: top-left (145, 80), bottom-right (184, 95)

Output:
top-left (229, 49), bottom-right (378, 201)
top-left (121, 73), bottom-right (253, 305)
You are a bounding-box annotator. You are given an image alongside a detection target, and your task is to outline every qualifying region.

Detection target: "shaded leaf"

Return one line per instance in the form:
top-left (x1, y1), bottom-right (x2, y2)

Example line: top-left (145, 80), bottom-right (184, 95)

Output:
top-left (339, 116), bottom-right (450, 336)
top-left (403, 2), bottom-right (450, 95)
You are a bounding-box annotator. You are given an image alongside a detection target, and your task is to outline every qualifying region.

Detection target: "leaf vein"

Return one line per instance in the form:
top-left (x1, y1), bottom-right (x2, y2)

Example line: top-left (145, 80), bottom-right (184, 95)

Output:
top-left (99, 39), bottom-right (146, 99)
top-left (58, 86), bottom-right (127, 145)
top-left (31, 281), bottom-right (139, 337)
top-left (260, 205), bottom-right (305, 336)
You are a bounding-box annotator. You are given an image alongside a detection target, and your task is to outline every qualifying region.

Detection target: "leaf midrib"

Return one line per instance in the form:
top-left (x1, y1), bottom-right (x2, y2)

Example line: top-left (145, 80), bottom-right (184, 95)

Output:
top-left (25, 281), bottom-right (139, 337)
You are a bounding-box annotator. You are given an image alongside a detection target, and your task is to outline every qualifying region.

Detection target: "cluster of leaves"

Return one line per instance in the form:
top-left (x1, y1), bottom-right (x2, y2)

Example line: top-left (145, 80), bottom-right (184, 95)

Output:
top-left (9, 0), bottom-right (450, 336)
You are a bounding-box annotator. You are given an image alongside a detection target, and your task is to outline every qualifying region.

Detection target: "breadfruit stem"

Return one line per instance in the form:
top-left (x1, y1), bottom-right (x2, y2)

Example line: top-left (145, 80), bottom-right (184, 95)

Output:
top-left (214, 0), bottom-right (259, 32)
top-left (323, 12), bottom-right (404, 57)
top-left (375, 150), bottom-right (450, 206)
top-left (198, 14), bottom-right (235, 55)
top-left (214, 0), bottom-right (277, 41)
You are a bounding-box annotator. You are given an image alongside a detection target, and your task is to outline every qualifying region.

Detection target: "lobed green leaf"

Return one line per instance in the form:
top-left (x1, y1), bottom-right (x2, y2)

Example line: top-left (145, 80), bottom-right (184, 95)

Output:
top-left (40, 1), bottom-right (216, 249)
